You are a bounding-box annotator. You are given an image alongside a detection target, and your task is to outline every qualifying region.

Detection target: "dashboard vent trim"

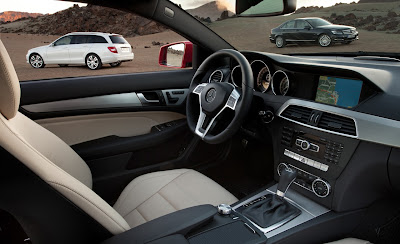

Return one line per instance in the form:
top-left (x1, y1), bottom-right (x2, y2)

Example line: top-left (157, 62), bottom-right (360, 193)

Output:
top-left (318, 113), bottom-right (357, 136)
top-left (279, 103), bottom-right (358, 138)
top-left (209, 70), bottom-right (223, 83)
top-left (280, 105), bottom-right (313, 124)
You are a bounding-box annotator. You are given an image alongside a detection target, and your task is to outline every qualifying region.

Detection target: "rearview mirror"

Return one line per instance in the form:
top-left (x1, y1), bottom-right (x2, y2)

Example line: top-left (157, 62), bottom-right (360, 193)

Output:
top-left (159, 41), bottom-right (193, 68)
top-left (236, 0), bottom-right (296, 17)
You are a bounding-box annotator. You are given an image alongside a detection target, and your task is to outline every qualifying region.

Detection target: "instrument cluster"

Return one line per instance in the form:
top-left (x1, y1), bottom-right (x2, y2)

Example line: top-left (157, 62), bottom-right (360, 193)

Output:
top-left (230, 59), bottom-right (293, 96)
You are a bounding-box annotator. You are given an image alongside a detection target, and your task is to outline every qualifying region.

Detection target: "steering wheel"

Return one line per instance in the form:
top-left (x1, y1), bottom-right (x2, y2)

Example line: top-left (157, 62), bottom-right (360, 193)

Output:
top-left (186, 49), bottom-right (254, 144)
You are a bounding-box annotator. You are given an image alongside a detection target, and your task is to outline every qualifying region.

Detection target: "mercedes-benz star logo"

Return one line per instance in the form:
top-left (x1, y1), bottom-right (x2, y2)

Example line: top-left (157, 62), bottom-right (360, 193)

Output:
top-left (206, 88), bottom-right (217, 103)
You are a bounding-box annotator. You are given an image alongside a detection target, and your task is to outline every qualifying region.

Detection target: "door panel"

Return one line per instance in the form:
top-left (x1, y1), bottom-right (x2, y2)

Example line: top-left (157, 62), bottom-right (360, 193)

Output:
top-left (36, 111), bottom-right (186, 145)
top-left (18, 69), bottom-right (232, 204)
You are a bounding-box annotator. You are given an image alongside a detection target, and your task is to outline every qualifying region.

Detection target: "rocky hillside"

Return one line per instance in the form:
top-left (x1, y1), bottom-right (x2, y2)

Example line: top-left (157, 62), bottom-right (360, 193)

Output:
top-left (187, 1), bottom-right (234, 21)
top-left (0, 4), bottom-right (167, 37)
top-left (323, 11), bottom-right (400, 33)
top-left (0, 11), bottom-right (42, 23)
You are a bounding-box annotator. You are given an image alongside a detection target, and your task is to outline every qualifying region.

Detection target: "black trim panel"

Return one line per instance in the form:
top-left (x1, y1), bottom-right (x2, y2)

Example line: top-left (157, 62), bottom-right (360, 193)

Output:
top-left (20, 69), bottom-right (195, 106)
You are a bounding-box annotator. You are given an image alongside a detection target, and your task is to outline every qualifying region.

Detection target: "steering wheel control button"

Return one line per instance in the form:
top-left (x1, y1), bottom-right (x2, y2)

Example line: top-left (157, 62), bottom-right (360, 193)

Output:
top-left (312, 179), bottom-right (331, 198)
top-left (217, 204), bottom-right (232, 215)
top-left (193, 85), bottom-right (206, 94)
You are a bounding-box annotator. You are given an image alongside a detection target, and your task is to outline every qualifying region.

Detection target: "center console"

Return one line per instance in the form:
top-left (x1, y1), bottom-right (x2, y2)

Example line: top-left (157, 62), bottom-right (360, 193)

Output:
top-left (276, 121), bottom-right (359, 208)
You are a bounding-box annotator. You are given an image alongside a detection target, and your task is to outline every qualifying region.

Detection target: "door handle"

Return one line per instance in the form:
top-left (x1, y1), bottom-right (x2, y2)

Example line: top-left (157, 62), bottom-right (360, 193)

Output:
top-left (137, 93), bottom-right (160, 104)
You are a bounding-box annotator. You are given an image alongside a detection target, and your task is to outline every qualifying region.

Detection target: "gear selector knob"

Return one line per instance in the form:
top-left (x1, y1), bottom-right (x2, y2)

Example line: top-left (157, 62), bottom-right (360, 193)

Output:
top-left (277, 167), bottom-right (297, 198)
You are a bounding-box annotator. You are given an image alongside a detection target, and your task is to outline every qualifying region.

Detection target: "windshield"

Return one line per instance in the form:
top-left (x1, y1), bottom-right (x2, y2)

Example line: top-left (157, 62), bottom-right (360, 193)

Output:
top-left (306, 18), bottom-right (331, 27)
top-left (171, 0), bottom-right (400, 55)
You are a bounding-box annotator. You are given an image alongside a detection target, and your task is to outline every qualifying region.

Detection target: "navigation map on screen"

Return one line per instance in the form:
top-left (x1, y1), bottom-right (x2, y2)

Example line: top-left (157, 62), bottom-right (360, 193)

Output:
top-left (315, 76), bottom-right (363, 108)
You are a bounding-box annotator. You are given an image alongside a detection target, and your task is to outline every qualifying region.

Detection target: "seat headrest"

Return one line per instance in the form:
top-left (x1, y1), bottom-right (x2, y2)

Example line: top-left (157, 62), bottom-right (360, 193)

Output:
top-left (0, 40), bottom-right (20, 120)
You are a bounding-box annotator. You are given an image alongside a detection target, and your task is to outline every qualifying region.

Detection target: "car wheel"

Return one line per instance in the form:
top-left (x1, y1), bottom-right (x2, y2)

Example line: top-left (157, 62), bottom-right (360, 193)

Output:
top-left (29, 54), bottom-right (45, 68)
top-left (319, 34), bottom-right (332, 47)
top-left (86, 54), bottom-right (102, 70)
top-left (110, 61), bottom-right (121, 67)
top-left (275, 36), bottom-right (286, 48)
top-left (58, 64), bottom-right (68, 67)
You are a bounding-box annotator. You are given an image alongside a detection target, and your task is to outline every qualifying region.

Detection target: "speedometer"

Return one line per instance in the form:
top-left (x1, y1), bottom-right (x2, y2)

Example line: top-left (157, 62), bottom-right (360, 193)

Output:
top-left (257, 66), bottom-right (271, 93)
top-left (272, 70), bottom-right (291, 96)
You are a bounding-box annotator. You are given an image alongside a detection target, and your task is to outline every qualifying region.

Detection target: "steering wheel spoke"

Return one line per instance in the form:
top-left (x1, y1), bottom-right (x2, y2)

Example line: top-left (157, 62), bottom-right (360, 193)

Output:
top-left (192, 83), bottom-right (207, 95)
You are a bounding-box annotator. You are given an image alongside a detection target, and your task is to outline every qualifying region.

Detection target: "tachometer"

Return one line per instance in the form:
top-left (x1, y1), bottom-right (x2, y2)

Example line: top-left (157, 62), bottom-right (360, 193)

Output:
top-left (257, 66), bottom-right (271, 93)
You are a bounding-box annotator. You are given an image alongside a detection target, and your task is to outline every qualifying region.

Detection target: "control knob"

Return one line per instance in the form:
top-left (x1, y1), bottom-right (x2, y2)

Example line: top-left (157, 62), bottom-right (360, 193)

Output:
top-left (312, 179), bottom-right (331, 198)
top-left (301, 140), bottom-right (311, 151)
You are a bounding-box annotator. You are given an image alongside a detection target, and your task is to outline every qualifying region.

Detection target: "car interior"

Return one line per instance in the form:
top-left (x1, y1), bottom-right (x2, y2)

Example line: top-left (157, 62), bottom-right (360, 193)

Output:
top-left (1, 0), bottom-right (400, 244)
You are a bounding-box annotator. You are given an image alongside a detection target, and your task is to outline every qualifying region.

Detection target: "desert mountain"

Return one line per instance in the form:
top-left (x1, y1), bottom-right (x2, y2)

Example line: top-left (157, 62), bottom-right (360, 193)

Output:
top-left (0, 4), bottom-right (167, 37)
top-left (0, 11), bottom-right (42, 23)
top-left (187, 1), bottom-right (234, 21)
top-left (359, 0), bottom-right (400, 2)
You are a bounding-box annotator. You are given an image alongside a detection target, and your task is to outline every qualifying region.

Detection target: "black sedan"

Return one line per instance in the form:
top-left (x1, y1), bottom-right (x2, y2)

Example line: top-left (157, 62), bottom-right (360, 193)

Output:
top-left (270, 17), bottom-right (359, 48)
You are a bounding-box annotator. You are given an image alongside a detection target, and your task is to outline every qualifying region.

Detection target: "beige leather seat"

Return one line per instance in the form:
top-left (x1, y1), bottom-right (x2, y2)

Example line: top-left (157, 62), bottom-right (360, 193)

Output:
top-left (325, 238), bottom-right (372, 244)
top-left (0, 40), bottom-right (237, 234)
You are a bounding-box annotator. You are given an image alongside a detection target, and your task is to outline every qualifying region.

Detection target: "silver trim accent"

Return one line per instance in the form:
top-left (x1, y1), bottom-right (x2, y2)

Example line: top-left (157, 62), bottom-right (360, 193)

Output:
top-left (23, 92), bottom-right (142, 113)
top-left (137, 93), bottom-right (159, 103)
top-left (312, 178), bottom-right (331, 198)
top-left (244, 223), bottom-right (256, 234)
top-left (192, 84), bottom-right (240, 139)
top-left (161, 89), bottom-right (189, 106)
top-left (230, 65), bottom-right (241, 87)
top-left (208, 69), bottom-right (224, 83)
top-left (276, 190), bottom-right (285, 197)
top-left (271, 70), bottom-right (290, 96)
top-left (217, 204), bottom-right (232, 215)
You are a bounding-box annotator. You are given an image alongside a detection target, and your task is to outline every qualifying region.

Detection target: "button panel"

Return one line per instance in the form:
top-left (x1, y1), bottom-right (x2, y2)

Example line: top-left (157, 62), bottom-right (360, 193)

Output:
top-left (284, 149), bottom-right (329, 172)
top-left (324, 139), bottom-right (343, 165)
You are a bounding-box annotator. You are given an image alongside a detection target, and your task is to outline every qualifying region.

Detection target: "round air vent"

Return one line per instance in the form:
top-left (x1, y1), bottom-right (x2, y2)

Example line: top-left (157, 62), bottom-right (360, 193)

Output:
top-left (209, 70), bottom-right (223, 83)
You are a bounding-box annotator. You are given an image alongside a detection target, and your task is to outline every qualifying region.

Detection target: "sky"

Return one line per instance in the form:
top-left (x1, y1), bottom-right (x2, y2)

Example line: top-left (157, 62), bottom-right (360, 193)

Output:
top-left (0, 0), bottom-right (360, 14)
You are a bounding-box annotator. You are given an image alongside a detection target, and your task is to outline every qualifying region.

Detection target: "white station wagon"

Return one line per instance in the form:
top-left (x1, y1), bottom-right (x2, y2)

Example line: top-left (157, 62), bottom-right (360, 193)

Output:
top-left (26, 32), bottom-right (134, 70)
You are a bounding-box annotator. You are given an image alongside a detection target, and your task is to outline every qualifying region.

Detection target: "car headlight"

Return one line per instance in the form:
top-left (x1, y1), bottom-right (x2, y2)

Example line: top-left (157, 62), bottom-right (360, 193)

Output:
top-left (331, 30), bottom-right (343, 35)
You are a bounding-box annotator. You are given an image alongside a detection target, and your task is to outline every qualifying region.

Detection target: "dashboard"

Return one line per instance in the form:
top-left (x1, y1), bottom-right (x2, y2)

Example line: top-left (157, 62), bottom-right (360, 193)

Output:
top-left (203, 51), bottom-right (400, 210)
top-left (223, 54), bottom-right (378, 110)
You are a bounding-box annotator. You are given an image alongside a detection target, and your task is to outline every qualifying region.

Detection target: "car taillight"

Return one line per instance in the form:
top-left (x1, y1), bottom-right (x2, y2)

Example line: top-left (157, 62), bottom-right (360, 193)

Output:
top-left (108, 47), bottom-right (118, 53)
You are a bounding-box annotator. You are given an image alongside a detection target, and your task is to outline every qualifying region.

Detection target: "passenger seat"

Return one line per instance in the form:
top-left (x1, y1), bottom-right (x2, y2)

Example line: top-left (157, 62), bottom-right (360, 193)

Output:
top-left (326, 238), bottom-right (372, 244)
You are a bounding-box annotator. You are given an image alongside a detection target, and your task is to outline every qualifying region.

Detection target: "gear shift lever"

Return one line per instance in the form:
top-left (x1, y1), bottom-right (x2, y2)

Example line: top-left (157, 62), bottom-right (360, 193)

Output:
top-left (277, 167), bottom-right (297, 198)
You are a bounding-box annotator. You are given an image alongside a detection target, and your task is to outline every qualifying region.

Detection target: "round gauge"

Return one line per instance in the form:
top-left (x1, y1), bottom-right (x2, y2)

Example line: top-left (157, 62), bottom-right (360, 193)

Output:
top-left (279, 76), bottom-right (290, 96)
top-left (271, 70), bottom-right (291, 96)
top-left (257, 66), bottom-right (272, 93)
top-left (230, 65), bottom-right (242, 87)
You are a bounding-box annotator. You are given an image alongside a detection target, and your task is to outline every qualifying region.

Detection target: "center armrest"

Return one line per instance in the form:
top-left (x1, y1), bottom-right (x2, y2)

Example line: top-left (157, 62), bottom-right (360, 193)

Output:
top-left (102, 204), bottom-right (217, 244)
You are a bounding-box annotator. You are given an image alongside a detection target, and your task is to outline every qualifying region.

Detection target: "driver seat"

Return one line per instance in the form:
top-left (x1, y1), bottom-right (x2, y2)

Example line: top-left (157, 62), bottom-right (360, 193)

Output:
top-left (0, 40), bottom-right (237, 241)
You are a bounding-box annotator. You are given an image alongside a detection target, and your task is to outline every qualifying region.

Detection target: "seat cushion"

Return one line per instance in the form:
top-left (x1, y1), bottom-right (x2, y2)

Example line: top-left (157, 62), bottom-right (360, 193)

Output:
top-left (113, 169), bottom-right (238, 228)
top-left (325, 238), bottom-right (372, 244)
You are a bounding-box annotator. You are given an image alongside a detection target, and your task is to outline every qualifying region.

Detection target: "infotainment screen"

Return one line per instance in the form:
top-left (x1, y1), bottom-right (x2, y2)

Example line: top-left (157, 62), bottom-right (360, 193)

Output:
top-left (315, 76), bottom-right (363, 108)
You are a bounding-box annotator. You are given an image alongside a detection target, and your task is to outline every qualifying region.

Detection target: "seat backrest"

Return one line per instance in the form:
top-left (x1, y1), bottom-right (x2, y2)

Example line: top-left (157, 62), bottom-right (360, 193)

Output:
top-left (0, 40), bottom-right (130, 238)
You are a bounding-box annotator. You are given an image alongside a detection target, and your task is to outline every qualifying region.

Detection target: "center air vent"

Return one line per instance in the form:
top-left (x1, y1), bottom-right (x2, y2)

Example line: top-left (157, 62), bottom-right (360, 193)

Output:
top-left (280, 105), bottom-right (312, 124)
top-left (280, 105), bottom-right (357, 137)
top-left (209, 70), bottom-right (223, 83)
top-left (318, 113), bottom-right (357, 136)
